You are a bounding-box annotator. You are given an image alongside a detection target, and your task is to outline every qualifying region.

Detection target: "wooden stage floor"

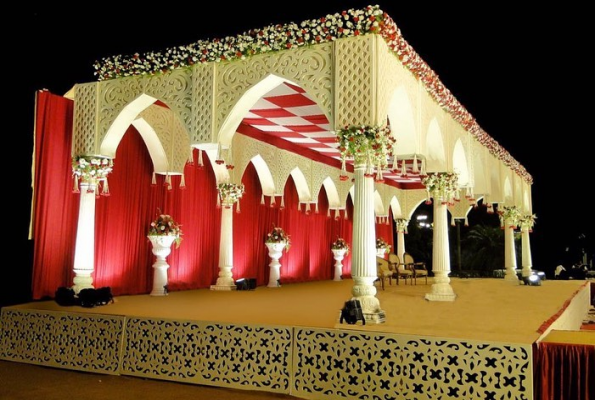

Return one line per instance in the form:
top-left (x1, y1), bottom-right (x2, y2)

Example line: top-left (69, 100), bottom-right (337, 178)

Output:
top-left (6, 277), bottom-right (592, 345)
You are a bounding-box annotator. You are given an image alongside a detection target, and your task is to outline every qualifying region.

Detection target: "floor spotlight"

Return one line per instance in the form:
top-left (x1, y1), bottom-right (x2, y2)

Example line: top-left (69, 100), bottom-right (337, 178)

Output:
top-left (522, 274), bottom-right (542, 286)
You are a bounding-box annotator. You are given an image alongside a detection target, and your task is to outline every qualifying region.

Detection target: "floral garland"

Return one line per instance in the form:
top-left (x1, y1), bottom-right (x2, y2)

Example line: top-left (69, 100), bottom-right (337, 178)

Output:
top-left (72, 155), bottom-right (113, 184)
top-left (336, 124), bottom-right (395, 179)
top-left (92, 4), bottom-right (532, 185)
top-left (148, 213), bottom-right (183, 247)
top-left (376, 237), bottom-right (391, 254)
top-left (498, 205), bottom-right (521, 228)
top-left (265, 226), bottom-right (291, 251)
top-left (395, 218), bottom-right (409, 234)
top-left (519, 213), bottom-right (537, 230)
top-left (421, 172), bottom-right (459, 205)
top-left (217, 182), bottom-right (245, 204)
top-left (331, 237), bottom-right (350, 253)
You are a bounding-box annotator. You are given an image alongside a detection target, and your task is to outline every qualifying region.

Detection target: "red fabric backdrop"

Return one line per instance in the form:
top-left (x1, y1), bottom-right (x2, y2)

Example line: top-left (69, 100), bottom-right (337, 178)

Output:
top-left (31, 91), bottom-right (394, 298)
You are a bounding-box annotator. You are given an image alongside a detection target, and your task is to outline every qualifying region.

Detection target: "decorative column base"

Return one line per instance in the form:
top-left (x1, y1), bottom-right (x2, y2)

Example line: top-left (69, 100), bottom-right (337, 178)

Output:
top-left (425, 272), bottom-right (456, 302)
top-left (210, 267), bottom-right (237, 291)
top-left (72, 272), bottom-right (94, 294)
top-left (505, 270), bottom-right (520, 283)
top-left (352, 277), bottom-right (385, 324)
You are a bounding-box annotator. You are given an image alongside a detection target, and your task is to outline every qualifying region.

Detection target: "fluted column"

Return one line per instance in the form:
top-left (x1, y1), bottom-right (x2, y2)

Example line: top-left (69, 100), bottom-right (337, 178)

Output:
top-left (520, 224), bottom-right (533, 278)
top-left (395, 218), bottom-right (408, 261)
top-left (499, 205), bottom-right (521, 283)
top-left (72, 182), bottom-right (97, 293)
top-left (425, 198), bottom-right (456, 301)
top-left (211, 183), bottom-right (244, 291)
top-left (351, 163), bottom-right (384, 322)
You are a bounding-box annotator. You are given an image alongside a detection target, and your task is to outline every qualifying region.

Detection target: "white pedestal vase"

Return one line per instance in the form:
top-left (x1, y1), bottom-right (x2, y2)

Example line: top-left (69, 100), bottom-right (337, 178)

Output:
top-left (332, 249), bottom-right (347, 281)
top-left (148, 235), bottom-right (177, 296)
top-left (266, 242), bottom-right (286, 288)
top-left (376, 249), bottom-right (388, 258)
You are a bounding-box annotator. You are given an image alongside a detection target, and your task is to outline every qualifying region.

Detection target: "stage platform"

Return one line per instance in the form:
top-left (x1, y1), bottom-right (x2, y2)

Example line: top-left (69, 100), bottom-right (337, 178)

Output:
top-left (1, 278), bottom-right (592, 400)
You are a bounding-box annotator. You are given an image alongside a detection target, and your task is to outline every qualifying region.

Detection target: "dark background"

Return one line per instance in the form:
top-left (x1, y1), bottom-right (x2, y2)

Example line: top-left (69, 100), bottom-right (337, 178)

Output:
top-left (8, 3), bottom-right (591, 305)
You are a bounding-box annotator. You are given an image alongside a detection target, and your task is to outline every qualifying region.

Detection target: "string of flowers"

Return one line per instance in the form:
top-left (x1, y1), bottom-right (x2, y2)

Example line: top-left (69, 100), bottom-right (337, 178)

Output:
top-left (217, 182), bottom-right (245, 205)
top-left (395, 218), bottom-right (409, 234)
top-left (331, 237), bottom-right (350, 254)
top-left (72, 155), bottom-right (114, 195)
top-left (148, 212), bottom-right (183, 248)
top-left (92, 4), bottom-right (531, 185)
top-left (376, 237), bottom-right (391, 254)
top-left (336, 124), bottom-right (395, 181)
top-left (265, 225), bottom-right (291, 252)
top-left (421, 172), bottom-right (459, 205)
top-left (498, 205), bottom-right (521, 229)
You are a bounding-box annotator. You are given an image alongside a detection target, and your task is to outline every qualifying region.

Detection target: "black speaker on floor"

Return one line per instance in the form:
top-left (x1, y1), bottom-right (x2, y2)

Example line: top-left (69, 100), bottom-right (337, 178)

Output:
top-left (236, 278), bottom-right (249, 291)
top-left (247, 278), bottom-right (257, 290)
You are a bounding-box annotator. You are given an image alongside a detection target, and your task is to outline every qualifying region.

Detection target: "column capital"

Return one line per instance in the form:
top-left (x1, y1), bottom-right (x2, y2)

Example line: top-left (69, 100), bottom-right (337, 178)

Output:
top-left (395, 218), bottom-right (409, 234)
top-left (217, 182), bottom-right (245, 207)
top-left (519, 213), bottom-right (537, 231)
top-left (498, 205), bottom-right (521, 228)
top-left (72, 155), bottom-right (114, 195)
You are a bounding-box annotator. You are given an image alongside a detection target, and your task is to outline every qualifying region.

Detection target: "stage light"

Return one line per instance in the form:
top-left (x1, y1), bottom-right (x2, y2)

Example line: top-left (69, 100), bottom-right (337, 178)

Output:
top-left (522, 274), bottom-right (542, 286)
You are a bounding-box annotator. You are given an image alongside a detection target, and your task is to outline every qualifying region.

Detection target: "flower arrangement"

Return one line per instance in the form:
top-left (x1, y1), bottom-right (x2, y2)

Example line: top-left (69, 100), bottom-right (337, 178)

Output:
top-left (148, 213), bottom-right (183, 247)
top-left (421, 172), bottom-right (459, 204)
top-left (376, 237), bottom-right (391, 254)
top-left (519, 213), bottom-right (537, 230)
top-left (498, 205), bottom-right (521, 229)
top-left (331, 237), bottom-right (350, 253)
top-left (265, 225), bottom-right (291, 251)
top-left (72, 156), bottom-right (113, 184)
top-left (337, 124), bottom-right (395, 179)
top-left (217, 182), bottom-right (245, 203)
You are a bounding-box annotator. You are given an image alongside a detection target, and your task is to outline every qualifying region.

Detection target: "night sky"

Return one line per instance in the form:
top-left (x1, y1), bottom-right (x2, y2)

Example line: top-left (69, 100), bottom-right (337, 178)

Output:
top-left (13, 4), bottom-right (592, 295)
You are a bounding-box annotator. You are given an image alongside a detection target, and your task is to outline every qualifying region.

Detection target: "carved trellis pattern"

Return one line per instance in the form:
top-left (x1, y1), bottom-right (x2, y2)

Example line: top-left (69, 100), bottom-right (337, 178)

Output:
top-left (0, 308), bottom-right (123, 374)
top-left (72, 82), bottom-right (99, 156)
top-left (198, 323), bottom-right (292, 393)
top-left (191, 64), bottom-right (215, 144)
top-left (335, 36), bottom-right (375, 127)
top-left (292, 328), bottom-right (532, 400)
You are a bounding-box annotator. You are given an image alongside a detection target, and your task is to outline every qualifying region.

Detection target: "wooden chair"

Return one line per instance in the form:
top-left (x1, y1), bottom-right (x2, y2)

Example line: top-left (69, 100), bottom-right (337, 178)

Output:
top-left (376, 257), bottom-right (394, 289)
top-left (389, 253), bottom-right (413, 285)
top-left (403, 252), bottom-right (428, 284)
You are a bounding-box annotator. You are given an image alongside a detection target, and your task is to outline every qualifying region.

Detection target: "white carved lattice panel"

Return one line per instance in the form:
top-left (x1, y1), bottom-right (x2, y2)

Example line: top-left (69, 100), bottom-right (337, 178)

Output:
top-left (0, 308), bottom-right (123, 374)
top-left (97, 77), bottom-right (145, 148)
top-left (335, 36), bottom-right (374, 127)
top-left (293, 328), bottom-right (532, 400)
top-left (215, 45), bottom-right (334, 136)
top-left (121, 317), bottom-right (202, 383)
top-left (143, 68), bottom-right (193, 146)
top-left (72, 83), bottom-right (99, 156)
top-left (198, 323), bottom-right (292, 393)
top-left (191, 64), bottom-right (215, 144)
top-left (403, 189), bottom-right (429, 219)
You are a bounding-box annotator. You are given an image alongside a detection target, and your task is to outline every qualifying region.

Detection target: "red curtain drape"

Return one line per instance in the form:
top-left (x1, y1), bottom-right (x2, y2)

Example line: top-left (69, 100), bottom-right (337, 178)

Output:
top-left (534, 342), bottom-right (595, 400)
top-left (31, 91), bottom-right (78, 299)
top-left (30, 91), bottom-right (374, 298)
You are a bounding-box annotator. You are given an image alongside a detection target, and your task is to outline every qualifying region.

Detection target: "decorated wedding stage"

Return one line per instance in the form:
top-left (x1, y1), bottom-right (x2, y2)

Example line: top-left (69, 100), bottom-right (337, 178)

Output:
top-left (1, 278), bottom-right (592, 400)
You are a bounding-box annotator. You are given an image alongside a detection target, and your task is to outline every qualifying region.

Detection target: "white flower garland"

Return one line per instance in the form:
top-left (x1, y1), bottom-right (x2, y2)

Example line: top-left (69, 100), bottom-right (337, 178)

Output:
top-left (337, 124), bottom-right (395, 179)
top-left (421, 172), bottom-right (459, 205)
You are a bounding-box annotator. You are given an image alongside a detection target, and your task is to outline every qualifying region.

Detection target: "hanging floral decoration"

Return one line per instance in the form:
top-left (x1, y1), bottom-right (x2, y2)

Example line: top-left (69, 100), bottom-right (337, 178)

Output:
top-left (93, 5), bottom-right (531, 185)
top-left (148, 212), bottom-right (183, 248)
top-left (336, 124), bottom-right (395, 180)
top-left (265, 225), bottom-right (291, 252)
top-left (421, 172), bottom-right (459, 205)
top-left (395, 218), bottom-right (409, 234)
top-left (331, 237), bottom-right (350, 254)
top-left (72, 155), bottom-right (114, 195)
top-left (376, 237), bottom-right (391, 254)
top-left (217, 182), bottom-right (245, 205)
top-left (519, 213), bottom-right (537, 231)
top-left (498, 205), bottom-right (521, 229)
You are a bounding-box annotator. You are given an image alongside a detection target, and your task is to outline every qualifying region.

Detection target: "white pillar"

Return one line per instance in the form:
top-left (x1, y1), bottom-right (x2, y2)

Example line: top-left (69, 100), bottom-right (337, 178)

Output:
top-left (521, 224), bottom-right (533, 278)
top-left (351, 163), bottom-right (384, 323)
top-left (396, 231), bottom-right (405, 261)
top-left (504, 219), bottom-right (519, 282)
top-left (211, 205), bottom-right (236, 290)
top-left (72, 182), bottom-right (96, 293)
top-left (425, 199), bottom-right (456, 301)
